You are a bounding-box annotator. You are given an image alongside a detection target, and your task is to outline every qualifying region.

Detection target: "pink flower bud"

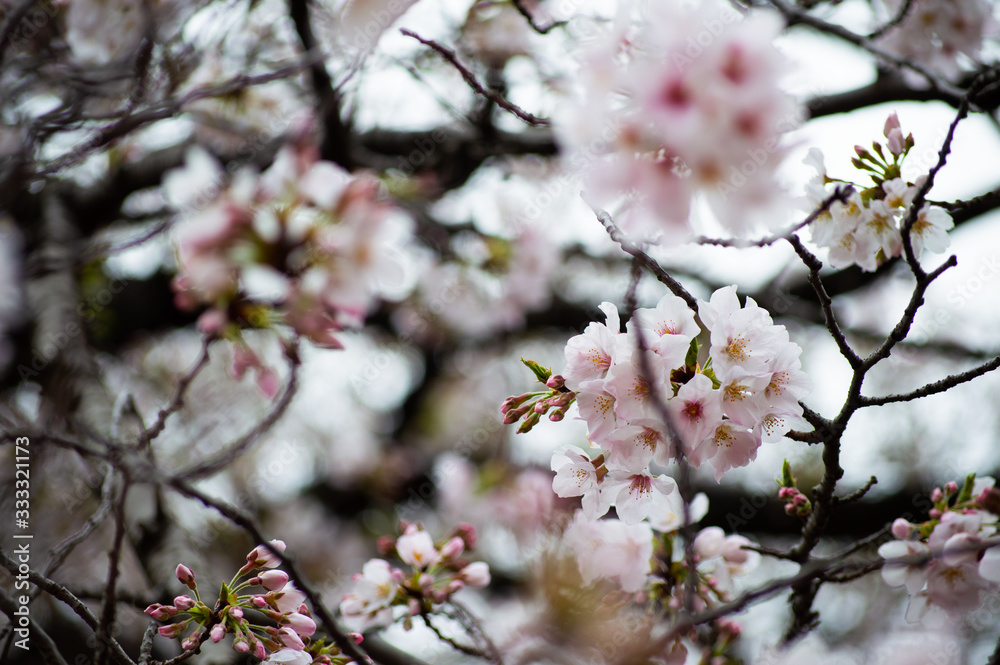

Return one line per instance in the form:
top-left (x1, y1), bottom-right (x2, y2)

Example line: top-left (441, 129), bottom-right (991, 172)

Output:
top-left (233, 637), bottom-right (250, 653)
top-left (144, 603), bottom-right (177, 621)
top-left (545, 374), bottom-right (566, 390)
top-left (391, 568), bottom-right (406, 584)
top-left (158, 622), bottom-right (186, 639)
top-left (453, 523), bottom-right (478, 549)
top-left (883, 112), bottom-right (900, 136)
top-left (931, 488), bottom-right (944, 502)
top-left (253, 640), bottom-right (267, 659)
top-left (196, 309), bottom-right (228, 336)
top-left (930, 508), bottom-right (942, 519)
top-left (258, 569), bottom-right (290, 591)
top-left (892, 518), bottom-right (914, 539)
top-left (350, 632), bottom-right (364, 644)
top-left (377, 536), bottom-right (397, 556)
top-left (458, 562), bottom-right (490, 588)
top-left (229, 606), bottom-right (244, 620)
top-left (440, 537), bottom-right (465, 560)
top-left (246, 540), bottom-right (287, 569)
top-left (887, 128), bottom-right (905, 156)
top-left (175, 595), bottom-right (196, 611)
top-left (945, 481), bottom-right (959, 494)
top-left (285, 612), bottom-right (317, 637)
top-left (175, 564), bottom-right (196, 587)
top-left (549, 410), bottom-right (565, 422)
top-left (210, 624), bottom-right (226, 643)
top-left (181, 636), bottom-right (199, 650)
top-left (277, 626), bottom-right (306, 650)
top-left (445, 579), bottom-right (464, 594)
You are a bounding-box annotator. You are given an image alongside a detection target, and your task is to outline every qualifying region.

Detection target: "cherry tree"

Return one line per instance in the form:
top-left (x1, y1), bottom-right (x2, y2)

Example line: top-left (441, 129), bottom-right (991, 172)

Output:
top-left (2, 0), bottom-right (1000, 664)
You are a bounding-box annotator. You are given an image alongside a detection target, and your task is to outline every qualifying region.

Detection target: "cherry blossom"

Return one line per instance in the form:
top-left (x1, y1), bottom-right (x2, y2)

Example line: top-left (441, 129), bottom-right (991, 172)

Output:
top-left (550, 445), bottom-right (605, 519)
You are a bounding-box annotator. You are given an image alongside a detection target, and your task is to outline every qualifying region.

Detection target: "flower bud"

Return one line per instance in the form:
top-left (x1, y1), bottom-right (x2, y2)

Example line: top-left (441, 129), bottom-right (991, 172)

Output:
top-left (883, 112), bottom-right (900, 137)
top-left (459, 562), bottom-right (491, 587)
top-left (210, 624), bottom-right (226, 643)
top-left (173, 595), bottom-right (196, 611)
top-left (285, 612), bottom-right (317, 637)
top-left (253, 640), bottom-right (267, 659)
top-left (233, 636), bottom-right (250, 653)
top-left (445, 579), bottom-right (464, 594)
top-left (181, 635), bottom-right (200, 650)
top-left (945, 481), bottom-right (959, 494)
top-left (452, 523), bottom-right (478, 549)
top-left (229, 606), bottom-right (244, 620)
top-left (891, 518), bottom-right (914, 539)
top-left (549, 409), bottom-right (566, 422)
top-left (350, 632), bottom-right (364, 644)
top-left (931, 488), bottom-right (944, 502)
top-left (258, 569), bottom-right (290, 591)
top-left (175, 564), bottom-right (196, 587)
top-left (408, 598), bottom-right (422, 616)
top-left (440, 536), bottom-right (465, 560)
top-left (977, 487), bottom-right (1000, 515)
top-left (158, 622), bottom-right (187, 639)
top-left (930, 508), bottom-right (942, 519)
top-left (377, 535), bottom-right (397, 556)
top-left (277, 626), bottom-right (305, 650)
top-left (246, 539), bottom-right (287, 569)
top-left (545, 374), bottom-right (566, 390)
top-left (144, 603), bottom-right (178, 621)
top-left (887, 128), bottom-right (905, 157)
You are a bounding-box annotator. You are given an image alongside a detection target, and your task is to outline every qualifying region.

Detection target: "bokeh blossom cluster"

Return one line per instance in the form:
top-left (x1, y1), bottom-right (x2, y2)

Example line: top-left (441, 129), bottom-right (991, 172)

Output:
top-left (147, 540), bottom-right (353, 665)
top-left (874, 0), bottom-right (998, 81)
top-left (339, 523), bottom-right (491, 632)
top-left (166, 137), bottom-right (413, 394)
top-left (880, 475), bottom-right (1000, 624)
top-left (557, 0), bottom-right (800, 241)
top-left (803, 113), bottom-right (954, 271)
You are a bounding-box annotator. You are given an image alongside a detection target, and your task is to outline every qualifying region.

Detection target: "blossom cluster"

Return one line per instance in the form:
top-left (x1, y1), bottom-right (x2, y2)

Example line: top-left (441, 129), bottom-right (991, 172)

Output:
top-left (803, 113), bottom-right (953, 272)
top-left (339, 523), bottom-right (491, 632)
top-left (557, 0), bottom-right (800, 241)
top-left (879, 475), bottom-right (1000, 624)
top-left (165, 138), bottom-right (413, 394)
top-left (523, 285), bottom-right (809, 523)
top-left (561, 501), bottom-right (758, 664)
top-left (874, 0), bottom-right (998, 81)
top-left (147, 540), bottom-right (351, 665)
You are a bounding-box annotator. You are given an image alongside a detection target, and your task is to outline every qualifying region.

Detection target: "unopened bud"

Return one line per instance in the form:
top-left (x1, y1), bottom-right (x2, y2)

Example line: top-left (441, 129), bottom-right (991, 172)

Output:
top-left (210, 623), bottom-right (226, 643)
top-left (891, 518), bottom-right (914, 539)
top-left (931, 488), bottom-right (944, 502)
top-left (883, 112), bottom-right (900, 137)
top-left (549, 409), bottom-right (565, 422)
top-left (517, 411), bottom-right (541, 433)
top-left (452, 523), bottom-right (477, 549)
top-left (545, 374), bottom-right (566, 390)
top-left (976, 487), bottom-right (1000, 515)
top-left (175, 564), bottom-right (196, 587)
top-left (440, 536), bottom-right (465, 560)
top-left (144, 603), bottom-right (178, 620)
top-left (945, 481), bottom-right (959, 494)
top-left (173, 595), bottom-right (196, 611)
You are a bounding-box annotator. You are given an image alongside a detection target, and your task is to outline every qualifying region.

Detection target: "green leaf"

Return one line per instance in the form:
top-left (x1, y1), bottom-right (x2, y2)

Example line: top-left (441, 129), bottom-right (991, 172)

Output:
top-left (684, 337), bottom-right (700, 369)
top-left (521, 358), bottom-right (552, 383)
top-left (957, 473), bottom-right (977, 504)
top-left (781, 459), bottom-right (796, 488)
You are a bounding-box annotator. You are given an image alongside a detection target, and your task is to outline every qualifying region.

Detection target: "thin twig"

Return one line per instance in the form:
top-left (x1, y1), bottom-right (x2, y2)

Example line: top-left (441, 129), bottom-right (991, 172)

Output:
top-left (173, 339), bottom-right (301, 479)
top-left (137, 337), bottom-right (214, 448)
top-left (400, 29), bottom-right (550, 127)
top-left (509, 0), bottom-right (566, 34)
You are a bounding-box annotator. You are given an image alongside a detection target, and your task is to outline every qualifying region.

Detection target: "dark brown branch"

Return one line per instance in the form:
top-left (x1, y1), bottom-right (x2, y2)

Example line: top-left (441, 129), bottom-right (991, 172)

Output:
top-left (400, 29), bottom-right (550, 127)
top-left (594, 208), bottom-right (699, 311)
top-left (509, 0), bottom-right (566, 34)
top-left (96, 481), bottom-right (130, 665)
top-left (0, 587), bottom-right (68, 665)
top-left (859, 355), bottom-right (1000, 407)
top-left (785, 235), bottom-right (862, 369)
top-left (137, 337), bottom-right (213, 448)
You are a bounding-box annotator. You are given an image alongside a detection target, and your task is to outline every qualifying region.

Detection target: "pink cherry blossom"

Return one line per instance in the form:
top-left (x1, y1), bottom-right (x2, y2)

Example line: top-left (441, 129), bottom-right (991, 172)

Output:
top-left (550, 446), bottom-right (605, 519)
top-left (396, 530), bottom-right (440, 569)
top-left (669, 373), bottom-right (723, 452)
top-left (599, 470), bottom-right (677, 525)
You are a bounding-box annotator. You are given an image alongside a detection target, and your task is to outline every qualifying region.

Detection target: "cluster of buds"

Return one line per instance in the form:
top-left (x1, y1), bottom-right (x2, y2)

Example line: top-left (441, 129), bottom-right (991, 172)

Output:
top-left (147, 540), bottom-right (358, 665)
top-left (805, 112), bottom-right (953, 272)
top-left (500, 360), bottom-right (576, 433)
top-left (340, 523), bottom-right (491, 632)
top-left (851, 112), bottom-right (914, 180)
top-left (776, 460), bottom-right (811, 518)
